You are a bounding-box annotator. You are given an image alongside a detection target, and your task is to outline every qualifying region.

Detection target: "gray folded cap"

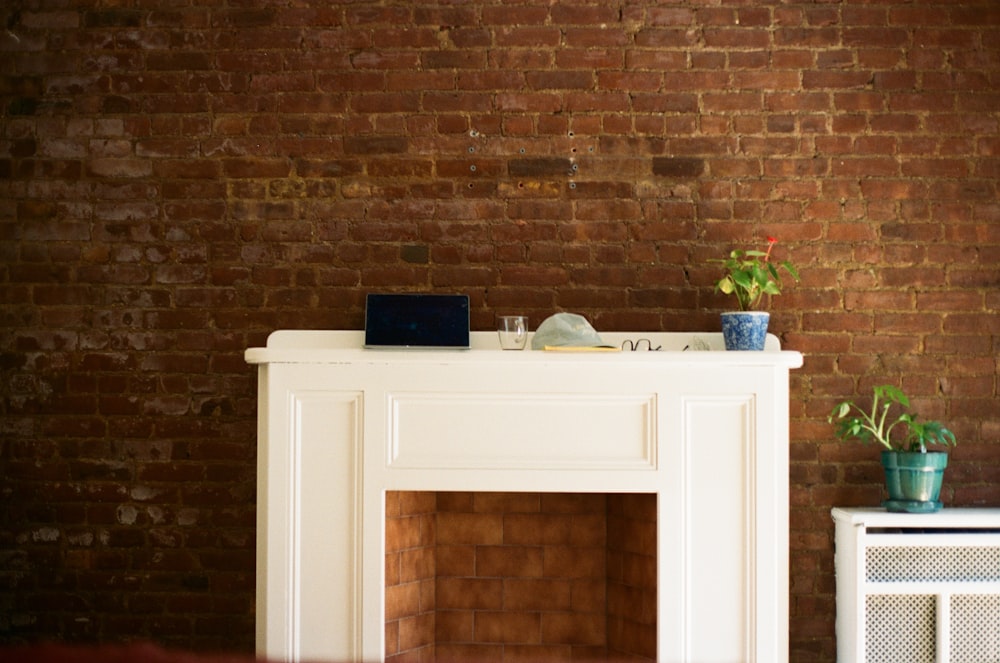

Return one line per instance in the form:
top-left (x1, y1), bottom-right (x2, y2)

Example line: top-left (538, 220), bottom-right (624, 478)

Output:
top-left (530, 313), bottom-right (615, 350)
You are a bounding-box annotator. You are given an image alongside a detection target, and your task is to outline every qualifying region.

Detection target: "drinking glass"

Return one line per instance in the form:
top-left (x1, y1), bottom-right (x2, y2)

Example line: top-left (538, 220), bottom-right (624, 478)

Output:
top-left (497, 315), bottom-right (528, 350)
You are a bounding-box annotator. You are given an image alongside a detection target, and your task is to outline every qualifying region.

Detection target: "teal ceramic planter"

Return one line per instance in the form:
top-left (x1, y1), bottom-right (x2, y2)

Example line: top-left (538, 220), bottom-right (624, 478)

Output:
top-left (881, 450), bottom-right (948, 513)
top-left (720, 311), bottom-right (770, 351)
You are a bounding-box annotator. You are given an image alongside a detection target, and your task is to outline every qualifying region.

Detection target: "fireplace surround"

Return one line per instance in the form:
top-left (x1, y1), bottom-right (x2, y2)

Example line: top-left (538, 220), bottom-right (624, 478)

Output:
top-left (246, 330), bottom-right (802, 662)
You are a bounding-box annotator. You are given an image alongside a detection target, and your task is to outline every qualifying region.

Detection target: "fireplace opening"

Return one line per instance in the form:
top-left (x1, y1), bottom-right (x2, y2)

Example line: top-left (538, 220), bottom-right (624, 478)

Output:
top-left (385, 491), bottom-right (657, 662)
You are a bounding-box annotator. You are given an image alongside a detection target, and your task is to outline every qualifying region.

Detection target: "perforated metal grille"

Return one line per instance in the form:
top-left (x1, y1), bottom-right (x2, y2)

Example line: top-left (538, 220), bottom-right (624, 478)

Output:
top-left (867, 546), bottom-right (1000, 582)
top-left (865, 594), bottom-right (935, 662)
top-left (950, 594), bottom-right (1000, 663)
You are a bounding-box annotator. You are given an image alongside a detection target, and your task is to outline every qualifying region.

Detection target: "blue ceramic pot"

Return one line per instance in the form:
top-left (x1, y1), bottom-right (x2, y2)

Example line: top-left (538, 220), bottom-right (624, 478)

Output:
top-left (720, 311), bottom-right (770, 351)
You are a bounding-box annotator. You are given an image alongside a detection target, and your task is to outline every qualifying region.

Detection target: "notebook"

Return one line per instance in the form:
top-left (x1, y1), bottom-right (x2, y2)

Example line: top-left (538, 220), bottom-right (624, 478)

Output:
top-left (363, 293), bottom-right (470, 349)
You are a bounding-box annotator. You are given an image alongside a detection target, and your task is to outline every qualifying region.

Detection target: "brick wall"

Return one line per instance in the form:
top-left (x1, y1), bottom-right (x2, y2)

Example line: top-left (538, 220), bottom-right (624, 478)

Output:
top-left (385, 491), bottom-right (436, 661)
top-left (1, 1), bottom-right (998, 661)
top-left (385, 492), bottom-right (656, 662)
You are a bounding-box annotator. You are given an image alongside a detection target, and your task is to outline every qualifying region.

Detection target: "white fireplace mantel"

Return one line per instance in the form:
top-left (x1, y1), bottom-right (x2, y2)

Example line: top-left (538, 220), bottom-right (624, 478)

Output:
top-left (246, 330), bottom-right (802, 663)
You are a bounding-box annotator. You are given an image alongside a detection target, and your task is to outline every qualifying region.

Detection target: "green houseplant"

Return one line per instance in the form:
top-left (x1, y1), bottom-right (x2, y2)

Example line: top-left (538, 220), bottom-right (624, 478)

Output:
top-left (711, 237), bottom-right (798, 350)
top-left (829, 385), bottom-right (957, 513)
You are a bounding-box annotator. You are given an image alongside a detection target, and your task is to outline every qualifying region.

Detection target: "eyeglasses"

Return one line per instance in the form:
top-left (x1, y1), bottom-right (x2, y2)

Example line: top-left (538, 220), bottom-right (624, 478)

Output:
top-left (621, 338), bottom-right (662, 352)
top-left (682, 337), bottom-right (711, 352)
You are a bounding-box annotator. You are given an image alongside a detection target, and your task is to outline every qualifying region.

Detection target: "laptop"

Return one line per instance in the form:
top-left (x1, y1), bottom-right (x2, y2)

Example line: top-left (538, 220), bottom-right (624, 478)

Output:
top-left (364, 293), bottom-right (471, 349)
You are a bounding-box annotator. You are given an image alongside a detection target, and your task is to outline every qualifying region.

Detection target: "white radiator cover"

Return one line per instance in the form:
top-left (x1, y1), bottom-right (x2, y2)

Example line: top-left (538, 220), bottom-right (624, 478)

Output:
top-left (833, 507), bottom-right (1000, 663)
top-left (246, 330), bottom-right (803, 663)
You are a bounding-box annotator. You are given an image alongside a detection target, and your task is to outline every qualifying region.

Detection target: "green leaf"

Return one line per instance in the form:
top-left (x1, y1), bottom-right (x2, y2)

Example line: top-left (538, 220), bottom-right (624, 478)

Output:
top-left (731, 271), bottom-right (752, 289)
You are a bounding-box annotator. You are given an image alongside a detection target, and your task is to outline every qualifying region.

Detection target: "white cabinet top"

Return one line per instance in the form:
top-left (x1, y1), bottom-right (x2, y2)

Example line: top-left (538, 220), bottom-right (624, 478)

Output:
top-left (833, 506), bottom-right (1000, 528)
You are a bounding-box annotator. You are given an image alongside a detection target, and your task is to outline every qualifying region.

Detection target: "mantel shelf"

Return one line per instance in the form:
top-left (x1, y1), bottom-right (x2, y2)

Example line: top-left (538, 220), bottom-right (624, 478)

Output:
top-left (246, 329), bottom-right (804, 368)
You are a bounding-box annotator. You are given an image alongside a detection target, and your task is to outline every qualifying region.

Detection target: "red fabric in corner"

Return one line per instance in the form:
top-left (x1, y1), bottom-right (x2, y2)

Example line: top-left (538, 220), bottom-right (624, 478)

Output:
top-left (0, 643), bottom-right (264, 663)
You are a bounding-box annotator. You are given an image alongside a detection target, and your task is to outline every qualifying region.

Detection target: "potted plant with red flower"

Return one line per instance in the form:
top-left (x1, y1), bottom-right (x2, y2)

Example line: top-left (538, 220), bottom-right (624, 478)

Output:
top-left (711, 237), bottom-right (798, 350)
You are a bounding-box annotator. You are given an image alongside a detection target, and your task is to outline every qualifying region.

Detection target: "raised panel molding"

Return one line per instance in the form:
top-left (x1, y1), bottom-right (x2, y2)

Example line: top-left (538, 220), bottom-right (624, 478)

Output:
top-left (682, 395), bottom-right (755, 662)
top-left (285, 390), bottom-right (364, 662)
top-left (389, 391), bottom-right (657, 471)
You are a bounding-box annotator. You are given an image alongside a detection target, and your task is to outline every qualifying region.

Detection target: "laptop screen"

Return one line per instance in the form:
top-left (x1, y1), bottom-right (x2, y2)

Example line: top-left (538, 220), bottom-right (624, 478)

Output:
top-left (364, 293), bottom-right (470, 349)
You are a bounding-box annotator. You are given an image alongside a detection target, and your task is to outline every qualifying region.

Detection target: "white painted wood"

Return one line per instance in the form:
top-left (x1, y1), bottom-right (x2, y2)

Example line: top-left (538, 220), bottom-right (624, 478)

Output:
top-left (832, 507), bottom-right (1000, 663)
top-left (389, 391), bottom-right (656, 470)
top-left (291, 390), bottom-right (362, 662)
top-left (248, 331), bottom-right (802, 663)
top-left (684, 395), bottom-right (753, 662)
